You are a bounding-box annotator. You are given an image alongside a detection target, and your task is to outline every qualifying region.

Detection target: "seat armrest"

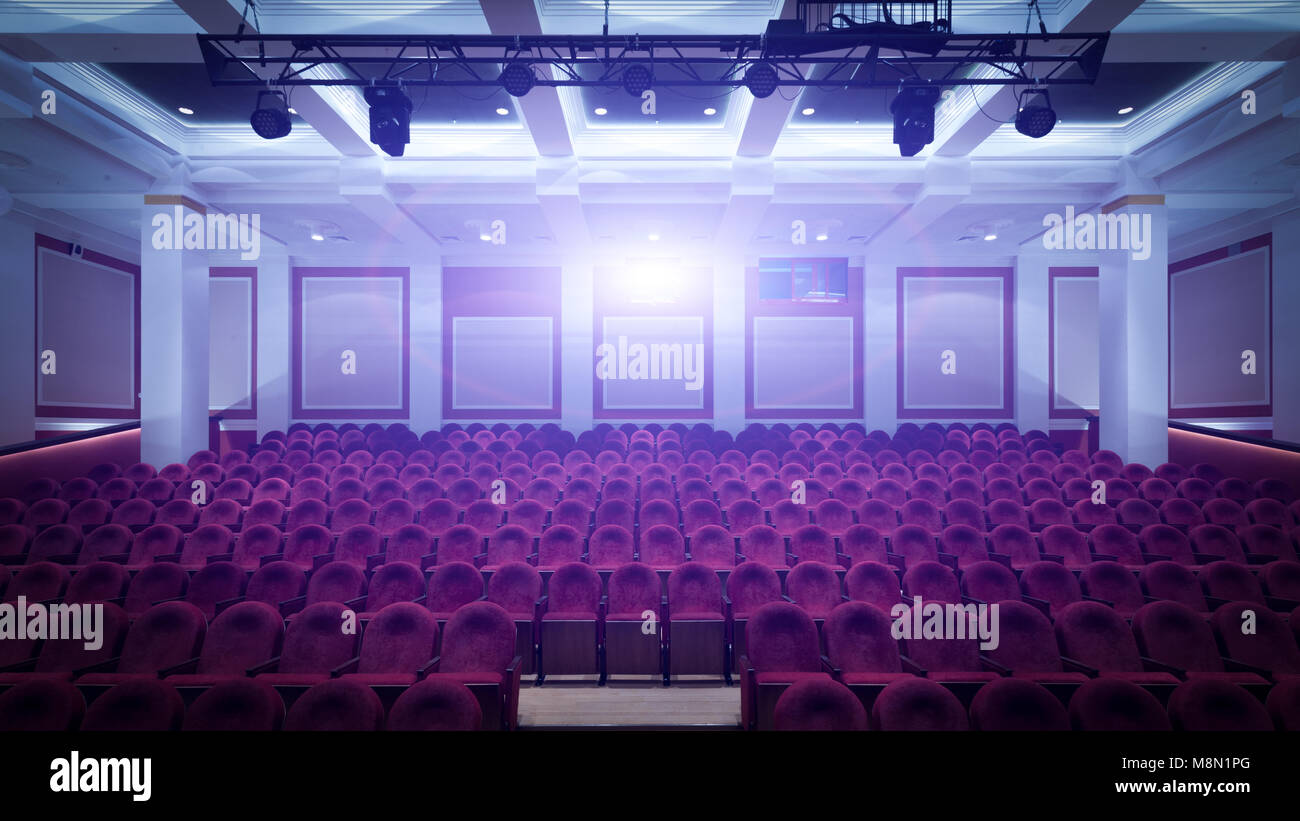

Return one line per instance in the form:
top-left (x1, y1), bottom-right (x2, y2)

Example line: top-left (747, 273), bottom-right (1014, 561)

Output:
top-left (246, 656), bottom-right (281, 676)
top-left (1060, 655), bottom-right (1098, 676)
top-left (330, 657), bottom-right (360, 677)
top-left (899, 655), bottom-right (926, 676)
top-left (279, 596), bottom-right (307, 617)
top-left (979, 655), bottom-right (1012, 675)
top-left (1139, 656), bottom-right (1185, 677)
top-left (158, 657), bottom-right (201, 677)
top-left (73, 656), bottom-right (122, 677)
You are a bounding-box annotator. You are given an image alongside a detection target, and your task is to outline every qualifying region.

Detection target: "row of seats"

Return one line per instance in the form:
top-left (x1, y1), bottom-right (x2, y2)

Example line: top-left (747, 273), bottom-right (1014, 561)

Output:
top-left (770, 674), bottom-right (1299, 731)
top-left (6, 558), bottom-right (1298, 694)
top-left (5, 665), bottom-right (1296, 732)
top-left (739, 599), bottom-right (1300, 730)
top-left (0, 676), bottom-right (482, 732)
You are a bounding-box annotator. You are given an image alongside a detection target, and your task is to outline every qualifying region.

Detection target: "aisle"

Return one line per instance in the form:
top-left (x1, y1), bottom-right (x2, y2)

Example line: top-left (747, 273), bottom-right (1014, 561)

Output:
top-left (517, 684), bottom-right (741, 730)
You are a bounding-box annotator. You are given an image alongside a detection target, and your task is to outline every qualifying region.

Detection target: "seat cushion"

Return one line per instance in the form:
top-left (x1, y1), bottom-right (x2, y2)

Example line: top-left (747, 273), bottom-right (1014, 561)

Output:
top-left (754, 671), bottom-right (830, 685)
top-left (840, 671), bottom-right (914, 686)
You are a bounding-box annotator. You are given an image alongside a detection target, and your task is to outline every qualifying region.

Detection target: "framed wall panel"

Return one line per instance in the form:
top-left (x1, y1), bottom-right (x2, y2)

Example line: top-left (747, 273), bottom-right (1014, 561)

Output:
top-left (442, 267), bottom-right (561, 419)
top-left (209, 267), bottom-right (256, 419)
top-left (1169, 235), bottom-right (1271, 418)
top-left (746, 260), bottom-right (863, 418)
top-left (593, 261), bottom-right (712, 419)
top-left (1049, 267), bottom-right (1099, 420)
top-left (34, 234), bottom-right (140, 419)
top-left (898, 267), bottom-right (1013, 419)
top-left (292, 267), bottom-right (410, 419)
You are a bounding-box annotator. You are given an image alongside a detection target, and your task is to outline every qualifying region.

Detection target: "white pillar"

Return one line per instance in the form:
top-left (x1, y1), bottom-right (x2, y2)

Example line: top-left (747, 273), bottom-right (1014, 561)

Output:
top-left (1015, 252), bottom-right (1051, 434)
top-left (712, 251), bottom-right (746, 432)
top-left (409, 254), bottom-right (442, 436)
top-left (863, 258), bottom-right (898, 435)
top-left (140, 195), bottom-right (209, 467)
top-left (255, 242), bottom-right (290, 439)
top-left (561, 255), bottom-right (594, 433)
top-left (0, 215), bottom-right (35, 445)
top-left (1273, 209), bottom-right (1300, 442)
top-left (1098, 195), bottom-right (1169, 466)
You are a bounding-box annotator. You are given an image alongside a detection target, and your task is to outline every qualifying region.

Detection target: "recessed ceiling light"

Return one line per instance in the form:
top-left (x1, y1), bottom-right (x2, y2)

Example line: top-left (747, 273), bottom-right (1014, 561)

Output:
top-left (496, 107), bottom-right (509, 116)
top-left (310, 232), bottom-right (324, 242)
top-left (177, 106), bottom-right (194, 115)
top-left (479, 233), bottom-right (491, 242)
top-left (594, 107), bottom-right (608, 116)
top-left (816, 232), bottom-right (828, 241)
top-left (983, 233), bottom-right (998, 241)
top-left (287, 107), bottom-right (297, 115)
top-left (704, 107), bottom-right (717, 116)
top-left (648, 233), bottom-right (660, 241)
top-left (801, 107), bottom-right (815, 116)
top-left (1117, 106), bottom-right (1134, 115)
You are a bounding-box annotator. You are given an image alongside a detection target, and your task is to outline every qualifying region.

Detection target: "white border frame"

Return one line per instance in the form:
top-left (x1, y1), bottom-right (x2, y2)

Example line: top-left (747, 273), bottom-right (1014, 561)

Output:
top-left (752, 315), bottom-right (855, 410)
top-left (451, 315), bottom-right (555, 410)
top-left (300, 275), bottom-right (406, 411)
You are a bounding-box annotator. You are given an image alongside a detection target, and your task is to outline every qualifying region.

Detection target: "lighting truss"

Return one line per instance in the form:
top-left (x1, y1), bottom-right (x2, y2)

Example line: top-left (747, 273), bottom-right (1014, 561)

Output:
top-left (197, 29), bottom-right (1108, 92)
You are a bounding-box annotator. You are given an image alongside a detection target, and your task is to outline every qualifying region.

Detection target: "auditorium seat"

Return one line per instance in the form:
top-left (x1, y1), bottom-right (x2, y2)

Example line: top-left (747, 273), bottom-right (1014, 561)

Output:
top-left (1167, 679), bottom-right (1272, 731)
top-left (424, 601), bottom-right (521, 730)
top-left (773, 678), bottom-right (867, 731)
top-left (969, 678), bottom-right (1069, 731)
top-left (1068, 678), bottom-right (1171, 731)
top-left (1132, 600), bottom-right (1268, 687)
top-left (386, 679), bottom-right (481, 731)
top-left (183, 679), bottom-right (284, 731)
top-left (284, 679), bottom-right (385, 731)
top-left (0, 678), bottom-right (85, 731)
top-left (870, 678), bottom-right (968, 731)
top-left (81, 679), bottom-right (185, 731)
top-left (739, 602), bottom-right (828, 731)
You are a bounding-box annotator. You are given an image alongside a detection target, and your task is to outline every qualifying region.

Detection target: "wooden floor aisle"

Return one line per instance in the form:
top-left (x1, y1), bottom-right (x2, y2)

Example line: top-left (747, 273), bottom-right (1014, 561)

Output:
top-left (517, 684), bottom-right (741, 730)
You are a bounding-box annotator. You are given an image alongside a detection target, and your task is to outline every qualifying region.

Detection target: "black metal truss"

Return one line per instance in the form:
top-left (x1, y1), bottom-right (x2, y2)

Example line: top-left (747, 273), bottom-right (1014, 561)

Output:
top-left (197, 31), bottom-right (1109, 91)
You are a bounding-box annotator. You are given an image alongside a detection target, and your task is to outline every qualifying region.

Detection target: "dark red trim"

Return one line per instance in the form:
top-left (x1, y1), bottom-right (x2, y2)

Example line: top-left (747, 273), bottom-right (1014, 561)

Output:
top-left (34, 233), bottom-right (141, 420)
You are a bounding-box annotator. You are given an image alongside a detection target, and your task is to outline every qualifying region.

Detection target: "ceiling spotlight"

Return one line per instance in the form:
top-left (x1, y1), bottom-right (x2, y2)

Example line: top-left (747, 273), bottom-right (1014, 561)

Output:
top-left (499, 62), bottom-right (535, 98)
top-left (890, 83), bottom-right (941, 157)
top-left (801, 107), bottom-right (815, 116)
top-left (983, 233), bottom-right (998, 241)
top-left (177, 106), bottom-right (194, 115)
top-left (249, 90), bottom-right (291, 139)
top-left (704, 107), bottom-right (717, 116)
top-left (479, 232), bottom-right (491, 242)
top-left (496, 107), bottom-right (509, 116)
top-left (1117, 106), bottom-right (1134, 115)
top-left (744, 61), bottom-right (779, 99)
top-left (622, 63), bottom-right (653, 97)
top-left (1015, 88), bottom-right (1057, 139)
top-left (816, 232), bottom-right (828, 241)
top-left (594, 107), bottom-right (608, 116)
top-left (287, 107), bottom-right (297, 115)
top-left (364, 85), bottom-right (413, 157)
top-left (647, 233), bottom-right (660, 241)
top-left (310, 232), bottom-right (324, 242)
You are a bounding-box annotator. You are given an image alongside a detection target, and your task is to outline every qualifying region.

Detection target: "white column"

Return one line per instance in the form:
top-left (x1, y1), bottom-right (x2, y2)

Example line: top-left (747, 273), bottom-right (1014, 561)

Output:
top-left (255, 242), bottom-right (290, 439)
top-left (409, 254), bottom-right (442, 436)
top-left (863, 258), bottom-right (898, 435)
top-left (712, 251), bottom-right (746, 433)
top-left (1015, 252), bottom-right (1051, 434)
top-left (1272, 209), bottom-right (1300, 442)
top-left (561, 255), bottom-right (594, 433)
top-left (140, 195), bottom-right (209, 467)
top-left (1098, 195), bottom-right (1169, 466)
top-left (0, 215), bottom-right (35, 445)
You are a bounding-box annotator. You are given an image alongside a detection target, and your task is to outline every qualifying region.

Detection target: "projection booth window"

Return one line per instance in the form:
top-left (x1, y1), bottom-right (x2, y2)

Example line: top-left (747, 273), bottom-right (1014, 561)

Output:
top-left (759, 258), bottom-right (848, 302)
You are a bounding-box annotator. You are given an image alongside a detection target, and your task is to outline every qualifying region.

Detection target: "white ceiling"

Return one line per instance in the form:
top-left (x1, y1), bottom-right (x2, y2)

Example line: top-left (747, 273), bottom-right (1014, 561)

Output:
top-left (0, 0), bottom-right (1297, 263)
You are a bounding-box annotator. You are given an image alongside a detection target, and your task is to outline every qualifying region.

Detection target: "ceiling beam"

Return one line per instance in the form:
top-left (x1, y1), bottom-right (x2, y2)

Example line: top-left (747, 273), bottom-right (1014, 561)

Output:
top-left (478, 0), bottom-right (573, 157)
top-left (933, 0), bottom-right (1144, 158)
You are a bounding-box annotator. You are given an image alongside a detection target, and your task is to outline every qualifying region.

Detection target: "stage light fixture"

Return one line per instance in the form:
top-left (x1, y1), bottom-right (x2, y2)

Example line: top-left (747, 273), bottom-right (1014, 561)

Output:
top-left (889, 83), bottom-right (941, 157)
top-left (364, 85), bottom-right (413, 157)
top-left (1015, 88), bottom-right (1057, 139)
top-left (499, 63), bottom-right (535, 97)
top-left (744, 62), bottom-right (779, 99)
top-left (623, 63), bottom-right (653, 97)
top-left (249, 90), bottom-right (291, 139)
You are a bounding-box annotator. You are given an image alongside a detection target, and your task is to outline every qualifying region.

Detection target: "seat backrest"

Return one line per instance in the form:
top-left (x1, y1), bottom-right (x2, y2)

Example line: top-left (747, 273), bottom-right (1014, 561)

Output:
top-left (745, 601), bottom-right (820, 672)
